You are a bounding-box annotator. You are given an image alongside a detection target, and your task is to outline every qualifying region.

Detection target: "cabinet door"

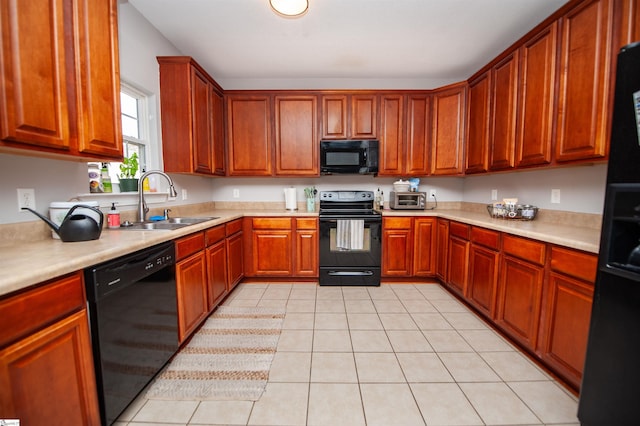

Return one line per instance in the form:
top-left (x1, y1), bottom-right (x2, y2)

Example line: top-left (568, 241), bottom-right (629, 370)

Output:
top-left (405, 94), bottom-right (431, 176)
top-left (211, 87), bottom-right (226, 175)
top-left (466, 72), bottom-right (490, 174)
top-left (274, 95), bottom-right (318, 176)
top-left (621, 0), bottom-right (640, 46)
top-left (540, 273), bottom-right (593, 388)
top-left (496, 256), bottom-right (544, 349)
top-left (556, 0), bottom-right (613, 162)
top-left (0, 310), bottom-right (100, 425)
top-left (252, 230), bottom-right (293, 276)
top-left (322, 95), bottom-right (348, 139)
top-left (413, 218), bottom-right (436, 276)
top-left (227, 95), bottom-right (272, 175)
top-left (192, 67), bottom-right (214, 174)
top-left (515, 22), bottom-right (557, 167)
top-left (351, 94), bottom-right (377, 139)
top-left (0, 0), bottom-right (71, 150)
top-left (74, 0), bottom-right (122, 158)
top-left (206, 239), bottom-right (227, 310)
top-left (295, 229), bottom-right (318, 276)
top-left (378, 94), bottom-right (405, 175)
top-left (431, 84), bottom-right (467, 175)
top-left (226, 231), bottom-right (244, 290)
top-left (176, 251), bottom-right (208, 342)
top-left (468, 244), bottom-right (499, 318)
top-left (382, 228), bottom-right (413, 276)
top-left (436, 219), bottom-right (449, 282)
top-left (489, 52), bottom-right (518, 171)
top-left (447, 236), bottom-right (469, 295)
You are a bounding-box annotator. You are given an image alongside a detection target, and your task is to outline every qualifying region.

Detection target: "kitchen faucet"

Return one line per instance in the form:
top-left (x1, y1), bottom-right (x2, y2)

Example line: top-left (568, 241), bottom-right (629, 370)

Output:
top-left (137, 170), bottom-right (178, 222)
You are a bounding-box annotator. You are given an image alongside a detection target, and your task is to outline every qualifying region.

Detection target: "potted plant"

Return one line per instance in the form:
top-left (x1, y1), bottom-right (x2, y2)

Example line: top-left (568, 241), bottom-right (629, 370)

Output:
top-left (119, 152), bottom-right (139, 192)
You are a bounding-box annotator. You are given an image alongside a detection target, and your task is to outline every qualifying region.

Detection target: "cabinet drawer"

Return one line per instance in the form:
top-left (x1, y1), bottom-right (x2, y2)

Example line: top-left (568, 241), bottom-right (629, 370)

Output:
top-left (449, 221), bottom-right (470, 239)
top-left (296, 217), bottom-right (317, 230)
top-left (175, 232), bottom-right (205, 260)
top-left (252, 217), bottom-right (292, 229)
top-left (471, 227), bottom-right (500, 250)
top-left (226, 218), bottom-right (243, 235)
top-left (551, 246), bottom-right (597, 283)
top-left (0, 272), bottom-right (85, 348)
top-left (502, 234), bottom-right (546, 265)
top-left (384, 217), bottom-right (413, 229)
top-left (205, 225), bottom-right (225, 246)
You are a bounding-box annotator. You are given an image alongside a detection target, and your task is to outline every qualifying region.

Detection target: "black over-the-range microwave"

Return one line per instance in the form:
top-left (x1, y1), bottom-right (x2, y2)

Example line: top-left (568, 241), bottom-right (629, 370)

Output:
top-left (320, 140), bottom-right (379, 175)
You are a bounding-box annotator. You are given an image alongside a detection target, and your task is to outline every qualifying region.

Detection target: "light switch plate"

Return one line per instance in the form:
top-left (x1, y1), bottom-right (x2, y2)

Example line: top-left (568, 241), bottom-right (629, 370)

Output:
top-left (491, 189), bottom-right (498, 201)
top-left (551, 189), bottom-right (561, 204)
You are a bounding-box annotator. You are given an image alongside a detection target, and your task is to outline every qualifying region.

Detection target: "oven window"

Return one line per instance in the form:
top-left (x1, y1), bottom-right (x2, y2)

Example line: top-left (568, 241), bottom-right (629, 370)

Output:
top-left (329, 227), bottom-right (371, 252)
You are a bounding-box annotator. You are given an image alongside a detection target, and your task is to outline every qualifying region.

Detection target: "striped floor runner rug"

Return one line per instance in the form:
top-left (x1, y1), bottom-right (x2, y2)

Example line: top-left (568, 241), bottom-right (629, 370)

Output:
top-left (145, 306), bottom-right (285, 401)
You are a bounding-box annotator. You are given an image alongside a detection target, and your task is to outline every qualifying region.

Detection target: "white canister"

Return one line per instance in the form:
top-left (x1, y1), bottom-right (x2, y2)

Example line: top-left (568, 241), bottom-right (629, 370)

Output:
top-left (49, 201), bottom-right (101, 239)
top-left (284, 187), bottom-right (297, 211)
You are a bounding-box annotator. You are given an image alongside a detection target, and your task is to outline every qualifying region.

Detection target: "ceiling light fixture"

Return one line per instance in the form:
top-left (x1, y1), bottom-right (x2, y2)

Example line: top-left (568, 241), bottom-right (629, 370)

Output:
top-left (269, 0), bottom-right (308, 17)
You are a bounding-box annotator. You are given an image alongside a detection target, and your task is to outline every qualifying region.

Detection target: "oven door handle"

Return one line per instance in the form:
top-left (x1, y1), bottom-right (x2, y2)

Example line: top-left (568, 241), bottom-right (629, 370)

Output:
top-left (327, 270), bottom-right (375, 276)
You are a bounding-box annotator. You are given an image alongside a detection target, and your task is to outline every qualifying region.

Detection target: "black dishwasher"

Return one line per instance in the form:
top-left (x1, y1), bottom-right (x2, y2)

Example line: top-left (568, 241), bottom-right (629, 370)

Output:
top-left (85, 241), bottom-right (178, 426)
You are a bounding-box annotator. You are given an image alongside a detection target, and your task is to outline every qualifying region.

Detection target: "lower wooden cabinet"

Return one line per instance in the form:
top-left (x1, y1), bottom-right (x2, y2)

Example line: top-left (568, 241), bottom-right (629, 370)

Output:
top-left (446, 222), bottom-right (470, 295)
top-left (244, 217), bottom-right (318, 278)
top-left (382, 217), bottom-right (436, 277)
top-left (226, 220), bottom-right (245, 288)
top-left (206, 238), bottom-right (228, 310)
top-left (176, 240), bottom-right (208, 343)
top-left (467, 227), bottom-right (500, 317)
top-left (0, 272), bottom-right (100, 425)
top-left (435, 219), bottom-right (449, 281)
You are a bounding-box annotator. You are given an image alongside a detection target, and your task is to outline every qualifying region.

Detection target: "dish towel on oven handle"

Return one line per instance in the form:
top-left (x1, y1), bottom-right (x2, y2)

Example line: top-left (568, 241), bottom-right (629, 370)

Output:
top-left (336, 219), bottom-right (365, 250)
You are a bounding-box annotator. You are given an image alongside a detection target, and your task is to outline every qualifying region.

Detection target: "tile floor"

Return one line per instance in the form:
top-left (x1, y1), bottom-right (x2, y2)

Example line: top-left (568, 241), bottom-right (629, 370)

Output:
top-left (115, 282), bottom-right (580, 426)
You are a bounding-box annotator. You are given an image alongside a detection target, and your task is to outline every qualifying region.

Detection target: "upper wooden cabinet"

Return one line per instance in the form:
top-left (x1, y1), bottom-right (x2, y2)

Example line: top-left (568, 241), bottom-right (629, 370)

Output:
top-left (0, 0), bottom-right (122, 160)
top-left (274, 95), bottom-right (319, 176)
top-left (620, 0), bottom-right (640, 46)
top-left (226, 94), bottom-right (273, 176)
top-left (555, 0), bottom-right (614, 162)
top-left (321, 93), bottom-right (378, 139)
top-left (466, 73), bottom-right (491, 174)
top-left (431, 83), bottom-right (467, 175)
top-left (379, 93), bottom-right (431, 176)
top-left (158, 57), bottom-right (225, 176)
top-left (489, 52), bottom-right (519, 171)
top-left (515, 22), bottom-right (558, 167)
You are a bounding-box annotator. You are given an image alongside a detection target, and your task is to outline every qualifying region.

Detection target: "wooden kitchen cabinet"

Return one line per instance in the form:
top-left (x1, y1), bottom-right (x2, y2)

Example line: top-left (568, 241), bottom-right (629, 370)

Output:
top-left (413, 218), bottom-right (437, 276)
top-left (226, 219), bottom-right (245, 289)
top-left (158, 57), bottom-right (225, 175)
top-left (431, 83), bottom-right (467, 175)
top-left (496, 235), bottom-right (546, 350)
top-left (515, 22), bottom-right (557, 168)
top-left (0, 272), bottom-right (100, 425)
top-left (467, 227), bottom-right (501, 318)
top-left (320, 93), bottom-right (378, 139)
top-left (447, 221), bottom-right (470, 295)
top-left (620, 0), bottom-right (640, 45)
top-left (555, 0), bottom-right (614, 162)
top-left (175, 233), bottom-right (208, 343)
top-left (295, 218), bottom-right (319, 276)
top-left (465, 72), bottom-right (491, 174)
top-left (378, 94), bottom-right (405, 176)
top-left (205, 226), bottom-right (228, 310)
top-left (0, 0), bottom-right (121, 160)
top-left (436, 219), bottom-right (450, 282)
top-left (489, 52), bottom-right (518, 171)
top-left (539, 246), bottom-right (596, 389)
top-left (227, 94), bottom-right (273, 175)
top-left (274, 95), bottom-right (319, 176)
top-left (405, 94), bottom-right (431, 176)
top-left (382, 217), bottom-right (414, 276)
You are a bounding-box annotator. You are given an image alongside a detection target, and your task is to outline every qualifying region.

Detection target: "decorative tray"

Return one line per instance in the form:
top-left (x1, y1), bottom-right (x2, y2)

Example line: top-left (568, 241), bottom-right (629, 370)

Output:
top-left (487, 204), bottom-right (539, 220)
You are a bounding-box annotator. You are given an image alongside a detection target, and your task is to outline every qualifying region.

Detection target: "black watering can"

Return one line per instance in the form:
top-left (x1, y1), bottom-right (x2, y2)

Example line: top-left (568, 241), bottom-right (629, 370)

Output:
top-left (23, 205), bottom-right (104, 242)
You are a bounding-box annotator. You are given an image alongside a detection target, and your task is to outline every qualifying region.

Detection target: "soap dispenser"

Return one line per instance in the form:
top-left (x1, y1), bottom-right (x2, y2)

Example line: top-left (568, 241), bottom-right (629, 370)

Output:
top-left (107, 202), bottom-right (120, 229)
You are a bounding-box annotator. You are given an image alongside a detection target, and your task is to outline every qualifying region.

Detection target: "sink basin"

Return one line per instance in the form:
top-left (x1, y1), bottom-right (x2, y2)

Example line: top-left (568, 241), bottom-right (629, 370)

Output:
top-left (119, 217), bottom-right (218, 231)
top-left (167, 217), bottom-right (218, 224)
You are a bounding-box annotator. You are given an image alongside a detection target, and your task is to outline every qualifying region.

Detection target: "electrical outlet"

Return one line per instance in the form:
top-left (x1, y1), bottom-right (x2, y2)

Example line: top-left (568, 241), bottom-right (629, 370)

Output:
top-left (181, 188), bottom-right (188, 200)
top-left (551, 189), bottom-right (561, 204)
top-left (17, 188), bottom-right (36, 211)
top-left (233, 188), bottom-right (240, 198)
top-left (429, 189), bottom-right (436, 199)
top-left (491, 189), bottom-right (498, 201)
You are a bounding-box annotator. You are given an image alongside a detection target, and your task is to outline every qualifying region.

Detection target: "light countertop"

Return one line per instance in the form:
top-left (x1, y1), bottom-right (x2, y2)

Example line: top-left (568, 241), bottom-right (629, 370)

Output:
top-left (0, 208), bottom-right (601, 298)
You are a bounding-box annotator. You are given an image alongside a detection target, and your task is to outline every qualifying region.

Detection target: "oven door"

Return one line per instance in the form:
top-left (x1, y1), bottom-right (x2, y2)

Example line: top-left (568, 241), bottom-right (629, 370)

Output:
top-left (319, 216), bottom-right (381, 286)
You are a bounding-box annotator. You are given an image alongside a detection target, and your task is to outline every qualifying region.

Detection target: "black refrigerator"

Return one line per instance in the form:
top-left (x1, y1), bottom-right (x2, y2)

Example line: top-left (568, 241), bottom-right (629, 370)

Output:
top-left (578, 41), bottom-right (640, 425)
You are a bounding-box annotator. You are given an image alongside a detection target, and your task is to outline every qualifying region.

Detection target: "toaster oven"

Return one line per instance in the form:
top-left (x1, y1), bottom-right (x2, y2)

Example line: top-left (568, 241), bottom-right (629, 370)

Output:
top-left (389, 191), bottom-right (426, 210)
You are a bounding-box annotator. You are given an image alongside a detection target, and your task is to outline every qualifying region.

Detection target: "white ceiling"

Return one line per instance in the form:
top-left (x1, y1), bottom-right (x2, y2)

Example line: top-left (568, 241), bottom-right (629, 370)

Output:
top-left (128, 0), bottom-right (569, 90)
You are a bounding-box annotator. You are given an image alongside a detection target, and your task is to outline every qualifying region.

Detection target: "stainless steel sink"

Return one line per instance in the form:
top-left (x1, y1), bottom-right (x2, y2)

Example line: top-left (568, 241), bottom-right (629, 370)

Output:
top-left (120, 217), bottom-right (218, 231)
